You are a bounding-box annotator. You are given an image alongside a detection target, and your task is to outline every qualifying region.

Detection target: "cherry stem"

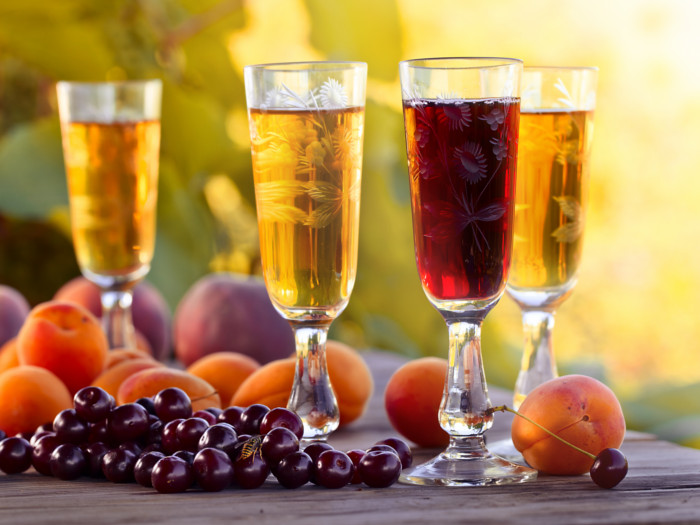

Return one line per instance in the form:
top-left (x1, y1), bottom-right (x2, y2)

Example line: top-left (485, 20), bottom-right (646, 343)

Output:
top-left (489, 404), bottom-right (597, 461)
top-left (190, 390), bottom-right (219, 403)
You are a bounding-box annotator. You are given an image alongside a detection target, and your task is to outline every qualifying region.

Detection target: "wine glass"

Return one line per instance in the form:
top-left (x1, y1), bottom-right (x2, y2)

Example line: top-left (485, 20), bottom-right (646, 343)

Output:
top-left (244, 62), bottom-right (366, 441)
top-left (507, 68), bottom-right (598, 405)
top-left (57, 80), bottom-right (162, 349)
top-left (398, 57), bottom-right (535, 486)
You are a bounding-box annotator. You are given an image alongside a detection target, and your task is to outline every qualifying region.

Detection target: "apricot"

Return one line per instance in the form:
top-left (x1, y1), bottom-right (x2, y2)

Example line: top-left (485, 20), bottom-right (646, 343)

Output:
top-left (186, 352), bottom-right (260, 408)
top-left (104, 347), bottom-right (153, 370)
top-left (17, 301), bottom-right (109, 395)
top-left (324, 341), bottom-right (374, 425)
top-left (231, 341), bottom-right (373, 427)
top-left (0, 285), bottom-right (30, 347)
top-left (54, 276), bottom-right (172, 360)
top-left (0, 365), bottom-right (73, 436)
top-left (511, 375), bottom-right (626, 475)
top-left (0, 338), bottom-right (20, 374)
top-left (384, 357), bottom-right (450, 448)
top-left (173, 273), bottom-right (295, 367)
top-left (117, 367), bottom-right (221, 411)
top-left (231, 358), bottom-right (295, 409)
top-left (93, 358), bottom-right (164, 398)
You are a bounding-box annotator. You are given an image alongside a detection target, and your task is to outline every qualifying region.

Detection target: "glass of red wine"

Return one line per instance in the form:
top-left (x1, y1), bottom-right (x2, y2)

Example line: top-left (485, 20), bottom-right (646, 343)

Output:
top-left (398, 57), bottom-right (536, 486)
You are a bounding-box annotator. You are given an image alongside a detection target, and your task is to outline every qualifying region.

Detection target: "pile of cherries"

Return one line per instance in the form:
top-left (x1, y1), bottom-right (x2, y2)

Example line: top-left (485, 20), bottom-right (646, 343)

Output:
top-left (0, 386), bottom-right (411, 493)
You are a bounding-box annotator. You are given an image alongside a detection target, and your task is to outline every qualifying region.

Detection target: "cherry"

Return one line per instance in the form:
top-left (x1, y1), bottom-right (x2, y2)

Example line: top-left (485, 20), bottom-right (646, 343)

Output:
top-left (374, 437), bottom-right (413, 469)
top-left (74, 387), bottom-right (114, 423)
top-left (50, 443), bottom-right (87, 480)
top-left (151, 456), bottom-right (194, 493)
top-left (259, 407), bottom-right (304, 440)
top-left (101, 448), bottom-right (137, 483)
top-left (0, 436), bottom-right (32, 474)
top-left (81, 441), bottom-right (110, 478)
top-left (238, 404), bottom-right (270, 435)
top-left (346, 449), bottom-right (366, 484)
top-left (315, 450), bottom-right (354, 489)
top-left (590, 448), bottom-right (628, 489)
top-left (274, 451), bottom-right (312, 489)
top-left (359, 450), bottom-right (401, 488)
top-left (53, 409), bottom-right (89, 445)
top-left (198, 423), bottom-right (238, 458)
top-left (234, 450), bottom-right (270, 489)
top-left (135, 397), bottom-right (157, 415)
top-left (134, 451), bottom-right (165, 488)
top-left (217, 406), bottom-right (245, 431)
top-left (192, 448), bottom-right (234, 492)
top-left (153, 387), bottom-right (192, 422)
top-left (261, 427), bottom-right (299, 466)
top-left (160, 418), bottom-right (185, 454)
top-left (176, 417), bottom-right (210, 452)
top-left (173, 450), bottom-right (196, 465)
top-left (32, 433), bottom-right (62, 476)
top-left (192, 410), bottom-right (218, 426)
top-left (107, 403), bottom-right (150, 443)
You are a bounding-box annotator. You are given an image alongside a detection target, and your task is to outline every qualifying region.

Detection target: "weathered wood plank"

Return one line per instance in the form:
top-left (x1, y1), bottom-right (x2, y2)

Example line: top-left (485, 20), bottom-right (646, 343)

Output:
top-left (1, 351), bottom-right (699, 525)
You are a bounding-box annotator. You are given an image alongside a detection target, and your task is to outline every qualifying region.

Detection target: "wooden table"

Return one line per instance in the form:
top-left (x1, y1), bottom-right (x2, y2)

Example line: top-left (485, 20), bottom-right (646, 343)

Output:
top-left (2, 352), bottom-right (700, 524)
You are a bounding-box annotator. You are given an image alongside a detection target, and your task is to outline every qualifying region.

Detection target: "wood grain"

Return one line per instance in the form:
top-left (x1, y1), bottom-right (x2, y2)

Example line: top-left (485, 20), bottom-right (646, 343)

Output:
top-left (1, 351), bottom-right (699, 525)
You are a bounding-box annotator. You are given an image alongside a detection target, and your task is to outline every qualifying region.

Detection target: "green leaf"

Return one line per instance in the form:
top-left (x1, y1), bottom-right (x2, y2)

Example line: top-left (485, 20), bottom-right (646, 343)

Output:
top-left (0, 117), bottom-right (67, 217)
top-left (149, 159), bottom-right (216, 309)
top-left (0, 4), bottom-right (115, 80)
top-left (303, 0), bottom-right (403, 81)
top-left (160, 78), bottom-right (236, 177)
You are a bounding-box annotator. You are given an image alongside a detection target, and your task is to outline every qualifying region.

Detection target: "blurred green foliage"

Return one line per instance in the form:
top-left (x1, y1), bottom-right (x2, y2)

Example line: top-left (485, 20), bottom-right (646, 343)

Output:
top-left (1, 0), bottom-right (698, 448)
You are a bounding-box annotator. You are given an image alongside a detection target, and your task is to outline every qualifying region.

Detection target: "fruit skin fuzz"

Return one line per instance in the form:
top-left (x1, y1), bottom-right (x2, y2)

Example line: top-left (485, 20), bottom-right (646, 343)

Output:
top-left (488, 405), bottom-right (628, 489)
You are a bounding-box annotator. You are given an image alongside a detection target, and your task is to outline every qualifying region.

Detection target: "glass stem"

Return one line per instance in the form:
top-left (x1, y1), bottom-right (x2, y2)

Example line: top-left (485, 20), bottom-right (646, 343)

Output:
top-left (100, 289), bottom-right (136, 350)
top-left (287, 322), bottom-right (339, 441)
top-left (440, 316), bottom-right (494, 445)
top-left (513, 309), bottom-right (558, 409)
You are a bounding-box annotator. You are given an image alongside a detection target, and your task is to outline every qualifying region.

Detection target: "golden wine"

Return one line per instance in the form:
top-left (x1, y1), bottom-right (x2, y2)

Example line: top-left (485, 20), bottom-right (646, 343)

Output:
top-left (62, 120), bottom-right (160, 280)
top-left (509, 109), bottom-right (594, 290)
top-left (249, 107), bottom-right (363, 317)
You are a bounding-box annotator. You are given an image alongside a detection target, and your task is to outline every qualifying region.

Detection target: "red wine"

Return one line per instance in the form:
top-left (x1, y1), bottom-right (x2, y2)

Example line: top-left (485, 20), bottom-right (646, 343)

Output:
top-left (403, 97), bottom-right (519, 302)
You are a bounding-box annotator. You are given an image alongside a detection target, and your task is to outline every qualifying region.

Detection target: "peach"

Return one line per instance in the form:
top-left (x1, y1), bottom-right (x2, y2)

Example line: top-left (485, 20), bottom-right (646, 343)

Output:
top-left (0, 365), bottom-right (73, 436)
top-left (117, 367), bottom-right (221, 411)
top-left (0, 285), bottom-right (30, 347)
top-left (93, 357), bottom-right (164, 398)
top-left (173, 273), bottom-right (294, 367)
top-left (231, 341), bottom-right (373, 427)
top-left (17, 301), bottom-right (109, 395)
top-left (384, 357), bottom-right (450, 448)
top-left (186, 352), bottom-right (260, 408)
top-left (54, 276), bottom-right (172, 360)
top-left (511, 375), bottom-right (626, 475)
top-left (0, 338), bottom-right (20, 374)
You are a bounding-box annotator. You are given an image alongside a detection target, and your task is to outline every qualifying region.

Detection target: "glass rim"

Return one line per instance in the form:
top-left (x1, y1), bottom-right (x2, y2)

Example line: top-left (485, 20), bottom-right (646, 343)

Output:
top-left (243, 60), bottom-right (367, 73)
top-left (524, 65), bottom-right (598, 72)
top-left (56, 79), bottom-right (162, 88)
top-left (400, 57), bottom-right (523, 70)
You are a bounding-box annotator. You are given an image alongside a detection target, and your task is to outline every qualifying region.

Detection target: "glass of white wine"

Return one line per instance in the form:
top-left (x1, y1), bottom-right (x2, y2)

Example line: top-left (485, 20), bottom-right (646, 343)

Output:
top-left (244, 62), bottom-right (367, 441)
top-left (57, 80), bottom-right (162, 349)
top-left (491, 66), bottom-right (597, 460)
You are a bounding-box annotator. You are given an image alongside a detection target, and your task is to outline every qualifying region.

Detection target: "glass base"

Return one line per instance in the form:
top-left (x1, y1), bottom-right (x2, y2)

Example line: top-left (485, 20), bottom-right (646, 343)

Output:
top-left (399, 437), bottom-right (536, 486)
top-left (487, 438), bottom-right (528, 466)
